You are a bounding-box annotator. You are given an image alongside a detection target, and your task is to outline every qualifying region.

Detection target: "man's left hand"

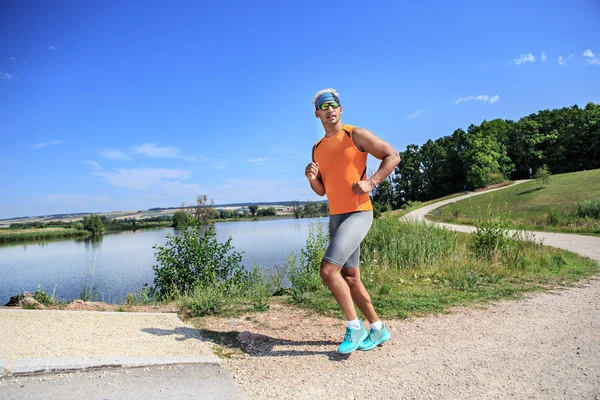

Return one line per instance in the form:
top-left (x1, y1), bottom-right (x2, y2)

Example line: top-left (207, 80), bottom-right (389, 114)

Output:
top-left (352, 180), bottom-right (374, 195)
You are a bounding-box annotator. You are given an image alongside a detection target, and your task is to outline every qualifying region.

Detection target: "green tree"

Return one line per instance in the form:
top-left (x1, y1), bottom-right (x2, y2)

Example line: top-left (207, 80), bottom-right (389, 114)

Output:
top-left (82, 214), bottom-right (104, 235)
top-left (535, 165), bottom-right (551, 189)
top-left (463, 122), bottom-right (514, 188)
top-left (249, 205), bottom-right (259, 217)
top-left (172, 211), bottom-right (189, 228)
top-left (185, 195), bottom-right (216, 225)
top-left (372, 178), bottom-right (395, 209)
top-left (394, 144), bottom-right (423, 204)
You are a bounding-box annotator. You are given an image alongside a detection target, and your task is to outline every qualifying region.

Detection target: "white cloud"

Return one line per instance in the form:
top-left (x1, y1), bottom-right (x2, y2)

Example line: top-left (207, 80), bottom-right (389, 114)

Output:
top-left (31, 140), bottom-right (63, 149)
top-left (132, 143), bottom-right (181, 158)
top-left (541, 52), bottom-right (547, 62)
top-left (100, 149), bottom-right (132, 160)
top-left (514, 53), bottom-right (536, 65)
top-left (95, 168), bottom-right (192, 190)
top-left (1, 71), bottom-right (15, 80)
top-left (130, 143), bottom-right (204, 162)
top-left (583, 49), bottom-right (600, 66)
top-left (248, 157), bottom-right (272, 163)
top-left (48, 45), bottom-right (56, 50)
top-left (558, 54), bottom-right (573, 66)
top-left (454, 95), bottom-right (499, 105)
top-left (406, 109), bottom-right (426, 120)
top-left (83, 160), bottom-right (102, 171)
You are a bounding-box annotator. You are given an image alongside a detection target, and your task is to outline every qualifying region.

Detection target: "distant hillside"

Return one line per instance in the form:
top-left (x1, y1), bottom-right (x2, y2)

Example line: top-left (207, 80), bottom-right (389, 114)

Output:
top-left (0, 200), bottom-right (329, 223)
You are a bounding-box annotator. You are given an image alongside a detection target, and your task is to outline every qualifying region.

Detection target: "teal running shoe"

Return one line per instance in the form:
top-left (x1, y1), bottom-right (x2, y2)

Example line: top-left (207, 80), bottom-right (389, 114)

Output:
top-left (358, 324), bottom-right (391, 351)
top-left (337, 325), bottom-right (368, 354)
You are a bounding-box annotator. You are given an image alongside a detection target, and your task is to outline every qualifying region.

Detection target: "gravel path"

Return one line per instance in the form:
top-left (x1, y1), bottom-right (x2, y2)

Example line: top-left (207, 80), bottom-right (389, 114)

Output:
top-left (210, 180), bottom-right (600, 399)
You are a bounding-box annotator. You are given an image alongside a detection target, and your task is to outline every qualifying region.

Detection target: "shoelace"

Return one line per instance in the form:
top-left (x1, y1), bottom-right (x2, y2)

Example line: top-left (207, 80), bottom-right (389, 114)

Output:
top-left (343, 329), bottom-right (353, 342)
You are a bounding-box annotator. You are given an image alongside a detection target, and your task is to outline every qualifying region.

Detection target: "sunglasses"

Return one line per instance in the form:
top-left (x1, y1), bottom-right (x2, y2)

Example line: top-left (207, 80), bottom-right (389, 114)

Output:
top-left (317, 101), bottom-right (340, 111)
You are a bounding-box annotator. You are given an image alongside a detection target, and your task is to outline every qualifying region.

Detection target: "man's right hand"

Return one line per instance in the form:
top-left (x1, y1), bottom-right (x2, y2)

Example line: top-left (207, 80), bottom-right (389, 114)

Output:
top-left (305, 162), bottom-right (319, 181)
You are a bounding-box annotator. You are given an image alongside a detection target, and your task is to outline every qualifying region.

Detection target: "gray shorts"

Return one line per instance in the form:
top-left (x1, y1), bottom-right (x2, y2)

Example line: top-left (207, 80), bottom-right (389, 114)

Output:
top-left (323, 210), bottom-right (373, 268)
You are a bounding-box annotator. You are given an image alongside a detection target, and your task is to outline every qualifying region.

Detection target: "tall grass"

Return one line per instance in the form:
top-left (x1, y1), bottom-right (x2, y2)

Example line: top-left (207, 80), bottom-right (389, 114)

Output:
top-left (361, 216), bottom-right (457, 269)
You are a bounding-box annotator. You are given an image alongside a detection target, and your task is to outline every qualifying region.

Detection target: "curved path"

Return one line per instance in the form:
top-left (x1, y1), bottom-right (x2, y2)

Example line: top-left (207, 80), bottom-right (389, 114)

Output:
top-left (404, 180), bottom-right (600, 262)
top-left (218, 181), bottom-right (600, 400)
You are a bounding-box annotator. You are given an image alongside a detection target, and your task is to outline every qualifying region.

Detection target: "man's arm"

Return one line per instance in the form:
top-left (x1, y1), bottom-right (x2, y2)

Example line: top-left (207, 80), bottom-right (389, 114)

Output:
top-left (351, 127), bottom-right (401, 195)
top-left (305, 162), bottom-right (326, 196)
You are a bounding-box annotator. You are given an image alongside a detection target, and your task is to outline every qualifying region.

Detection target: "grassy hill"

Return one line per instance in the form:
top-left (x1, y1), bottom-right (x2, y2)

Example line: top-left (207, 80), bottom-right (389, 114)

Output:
top-left (427, 169), bottom-right (600, 235)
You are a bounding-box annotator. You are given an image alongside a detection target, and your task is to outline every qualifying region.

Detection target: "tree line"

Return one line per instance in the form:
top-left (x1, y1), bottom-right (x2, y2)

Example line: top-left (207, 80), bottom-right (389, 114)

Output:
top-left (373, 102), bottom-right (600, 209)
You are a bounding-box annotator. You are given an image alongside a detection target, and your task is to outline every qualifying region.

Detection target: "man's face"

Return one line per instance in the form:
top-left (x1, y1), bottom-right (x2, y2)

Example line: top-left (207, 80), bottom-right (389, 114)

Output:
top-left (315, 101), bottom-right (342, 125)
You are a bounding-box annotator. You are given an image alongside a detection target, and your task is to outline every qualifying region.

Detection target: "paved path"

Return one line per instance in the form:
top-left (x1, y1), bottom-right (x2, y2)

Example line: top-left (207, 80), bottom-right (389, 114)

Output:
top-left (404, 180), bottom-right (600, 262)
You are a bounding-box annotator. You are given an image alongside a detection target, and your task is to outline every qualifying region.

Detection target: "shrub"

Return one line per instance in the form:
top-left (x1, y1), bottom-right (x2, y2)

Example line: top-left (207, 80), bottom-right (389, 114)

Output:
top-left (470, 204), bottom-right (512, 261)
top-left (245, 264), bottom-right (272, 311)
top-left (179, 283), bottom-right (227, 317)
top-left (33, 286), bottom-right (54, 306)
top-left (576, 199), bottom-right (600, 219)
top-left (151, 218), bottom-right (248, 300)
top-left (546, 206), bottom-right (564, 226)
top-left (486, 171), bottom-right (505, 186)
top-left (286, 250), bottom-right (323, 303)
top-left (300, 220), bottom-right (328, 273)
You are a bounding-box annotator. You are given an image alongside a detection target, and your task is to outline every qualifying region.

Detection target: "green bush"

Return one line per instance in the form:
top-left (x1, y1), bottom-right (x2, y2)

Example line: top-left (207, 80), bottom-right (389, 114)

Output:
top-left (576, 199), bottom-right (600, 219)
top-left (300, 220), bottom-right (328, 273)
top-left (546, 206), bottom-right (564, 226)
top-left (179, 283), bottom-right (227, 317)
top-left (486, 171), bottom-right (505, 186)
top-left (151, 218), bottom-right (248, 300)
top-left (245, 264), bottom-right (273, 311)
top-left (470, 204), bottom-right (512, 261)
top-left (33, 286), bottom-right (54, 306)
top-left (286, 250), bottom-right (323, 303)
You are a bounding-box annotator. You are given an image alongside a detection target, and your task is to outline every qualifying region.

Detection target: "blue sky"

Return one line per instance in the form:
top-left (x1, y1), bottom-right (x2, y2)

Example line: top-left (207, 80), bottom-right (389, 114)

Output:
top-left (1, 0), bottom-right (599, 219)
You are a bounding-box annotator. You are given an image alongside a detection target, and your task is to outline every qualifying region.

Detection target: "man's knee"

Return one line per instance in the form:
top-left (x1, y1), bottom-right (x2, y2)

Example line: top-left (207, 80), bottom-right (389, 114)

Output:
top-left (343, 275), bottom-right (360, 289)
top-left (320, 260), bottom-right (340, 282)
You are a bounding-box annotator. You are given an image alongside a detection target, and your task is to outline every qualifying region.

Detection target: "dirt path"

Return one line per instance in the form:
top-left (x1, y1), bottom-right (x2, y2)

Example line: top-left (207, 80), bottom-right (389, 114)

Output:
top-left (203, 181), bottom-right (600, 399)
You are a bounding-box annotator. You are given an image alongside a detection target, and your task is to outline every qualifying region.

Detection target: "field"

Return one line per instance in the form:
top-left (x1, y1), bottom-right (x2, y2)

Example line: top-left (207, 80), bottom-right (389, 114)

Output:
top-left (427, 169), bottom-right (600, 235)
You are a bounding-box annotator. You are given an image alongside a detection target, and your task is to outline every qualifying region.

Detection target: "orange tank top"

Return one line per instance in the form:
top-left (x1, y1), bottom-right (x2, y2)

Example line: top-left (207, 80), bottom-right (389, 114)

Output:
top-left (312, 124), bottom-right (373, 215)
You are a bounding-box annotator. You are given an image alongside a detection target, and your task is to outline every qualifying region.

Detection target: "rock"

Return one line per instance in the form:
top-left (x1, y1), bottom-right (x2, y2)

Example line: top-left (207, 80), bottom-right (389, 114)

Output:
top-left (4, 292), bottom-right (35, 307)
top-left (21, 297), bottom-right (45, 309)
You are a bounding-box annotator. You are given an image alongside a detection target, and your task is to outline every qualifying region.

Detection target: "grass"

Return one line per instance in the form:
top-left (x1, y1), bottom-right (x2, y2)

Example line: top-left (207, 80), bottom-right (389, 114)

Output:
top-left (427, 169), bottom-right (600, 235)
top-left (0, 227), bottom-right (89, 244)
top-left (175, 216), bottom-right (598, 329)
top-left (388, 192), bottom-right (469, 218)
top-left (277, 217), bottom-right (598, 320)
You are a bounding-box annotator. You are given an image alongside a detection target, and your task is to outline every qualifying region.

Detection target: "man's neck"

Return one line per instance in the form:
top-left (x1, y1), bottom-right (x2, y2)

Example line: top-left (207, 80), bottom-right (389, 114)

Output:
top-left (323, 121), bottom-right (343, 138)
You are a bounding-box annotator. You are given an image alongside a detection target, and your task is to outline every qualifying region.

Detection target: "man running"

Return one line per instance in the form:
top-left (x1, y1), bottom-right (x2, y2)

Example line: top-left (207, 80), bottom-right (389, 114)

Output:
top-left (305, 88), bottom-right (400, 354)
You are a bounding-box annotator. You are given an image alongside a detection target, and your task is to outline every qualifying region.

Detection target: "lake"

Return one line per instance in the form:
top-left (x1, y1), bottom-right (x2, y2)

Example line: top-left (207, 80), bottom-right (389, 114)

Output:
top-left (0, 217), bottom-right (326, 305)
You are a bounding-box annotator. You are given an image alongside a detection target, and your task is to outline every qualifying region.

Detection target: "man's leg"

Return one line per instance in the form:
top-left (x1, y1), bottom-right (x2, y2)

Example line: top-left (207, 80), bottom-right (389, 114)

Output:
top-left (341, 268), bottom-right (379, 324)
top-left (320, 261), bottom-right (357, 321)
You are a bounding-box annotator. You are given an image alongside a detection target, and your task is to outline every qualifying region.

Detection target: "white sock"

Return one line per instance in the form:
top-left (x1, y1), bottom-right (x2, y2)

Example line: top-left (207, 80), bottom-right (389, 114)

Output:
top-left (347, 319), bottom-right (361, 329)
top-left (371, 320), bottom-right (383, 331)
